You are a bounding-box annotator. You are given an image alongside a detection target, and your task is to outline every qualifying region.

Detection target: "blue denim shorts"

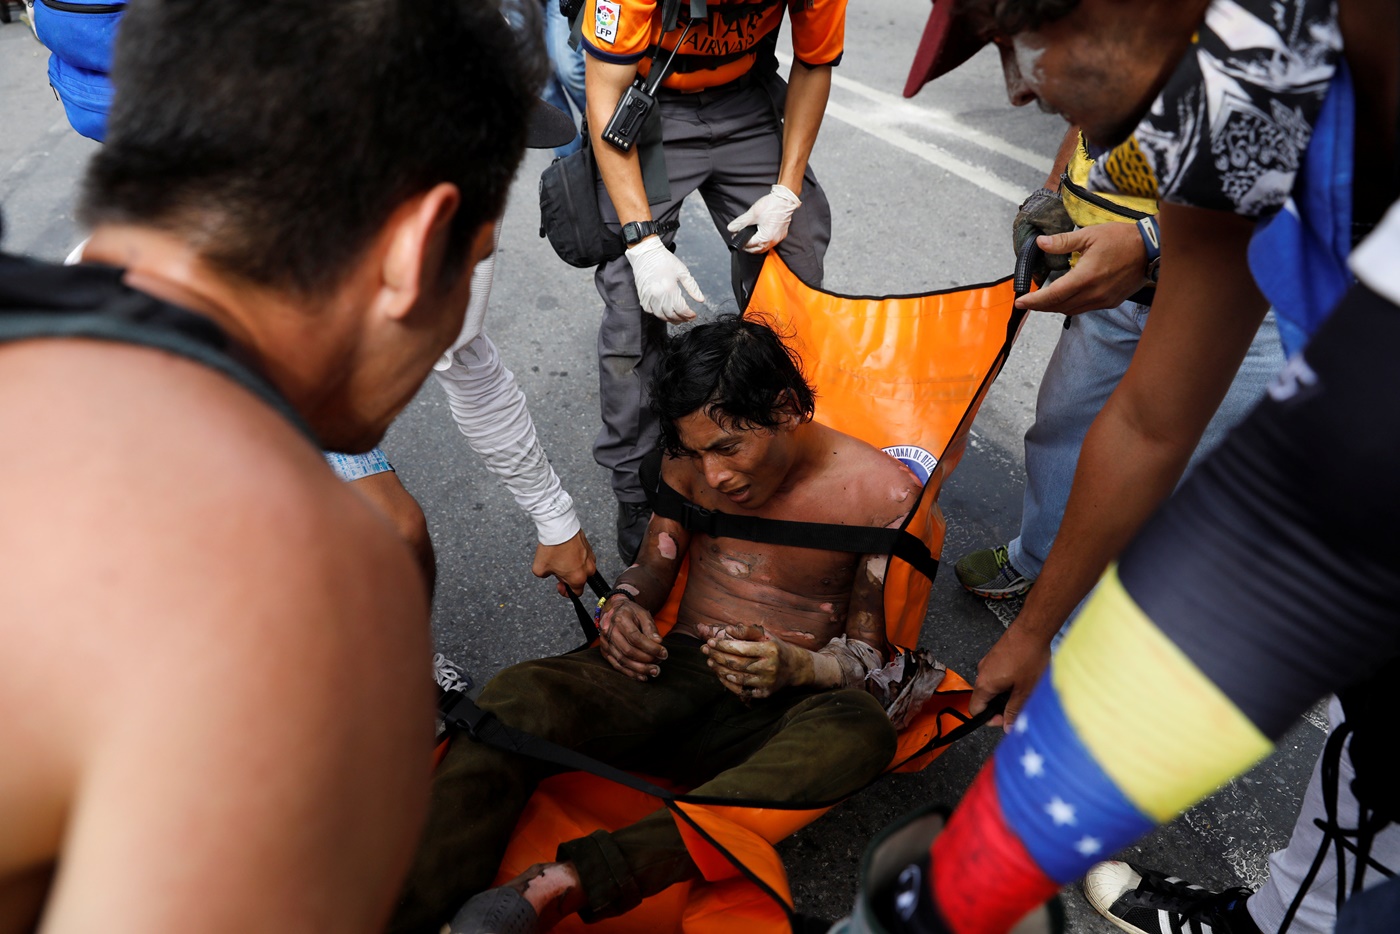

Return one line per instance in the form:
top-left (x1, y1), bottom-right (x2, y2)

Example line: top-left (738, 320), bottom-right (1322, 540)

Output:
top-left (323, 447), bottom-right (394, 482)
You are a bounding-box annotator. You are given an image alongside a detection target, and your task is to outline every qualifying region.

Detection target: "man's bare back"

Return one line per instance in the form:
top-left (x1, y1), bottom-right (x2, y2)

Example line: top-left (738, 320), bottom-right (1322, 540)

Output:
top-left (0, 0), bottom-right (537, 924)
top-left (0, 339), bottom-right (432, 930)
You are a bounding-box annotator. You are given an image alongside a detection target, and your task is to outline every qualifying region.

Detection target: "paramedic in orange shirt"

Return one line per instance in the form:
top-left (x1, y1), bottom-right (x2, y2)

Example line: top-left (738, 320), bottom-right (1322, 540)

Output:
top-left (579, 0), bottom-right (845, 565)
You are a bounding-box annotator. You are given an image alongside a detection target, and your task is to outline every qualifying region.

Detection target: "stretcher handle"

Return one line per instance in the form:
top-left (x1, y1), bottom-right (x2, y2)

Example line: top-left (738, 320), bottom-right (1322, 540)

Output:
top-left (1013, 237), bottom-right (1043, 299)
top-left (728, 224), bottom-right (761, 312)
top-left (565, 571), bottom-right (613, 645)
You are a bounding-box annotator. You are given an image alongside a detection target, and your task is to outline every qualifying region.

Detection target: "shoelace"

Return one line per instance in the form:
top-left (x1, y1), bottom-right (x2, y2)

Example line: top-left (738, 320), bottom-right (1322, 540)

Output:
top-left (433, 653), bottom-right (470, 694)
top-left (993, 544), bottom-right (1012, 568)
top-left (1132, 867), bottom-right (1251, 923)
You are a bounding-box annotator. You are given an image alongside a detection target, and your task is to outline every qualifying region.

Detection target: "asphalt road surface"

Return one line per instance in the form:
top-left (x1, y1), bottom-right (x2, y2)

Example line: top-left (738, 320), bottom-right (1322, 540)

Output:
top-left (1, 6), bottom-right (1325, 930)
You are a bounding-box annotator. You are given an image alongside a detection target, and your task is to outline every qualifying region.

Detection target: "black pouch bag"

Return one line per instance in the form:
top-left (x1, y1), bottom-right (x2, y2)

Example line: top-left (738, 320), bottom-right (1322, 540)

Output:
top-left (538, 136), bottom-right (625, 269)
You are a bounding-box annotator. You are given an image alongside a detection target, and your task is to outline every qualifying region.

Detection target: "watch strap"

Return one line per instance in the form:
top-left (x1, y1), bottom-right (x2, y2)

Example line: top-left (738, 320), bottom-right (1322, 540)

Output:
top-left (623, 218), bottom-right (680, 247)
top-left (1136, 215), bottom-right (1162, 283)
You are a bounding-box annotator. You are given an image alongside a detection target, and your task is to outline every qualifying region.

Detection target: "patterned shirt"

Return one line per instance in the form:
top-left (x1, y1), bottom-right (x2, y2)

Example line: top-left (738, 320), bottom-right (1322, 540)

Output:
top-left (1089, 0), bottom-right (1343, 219)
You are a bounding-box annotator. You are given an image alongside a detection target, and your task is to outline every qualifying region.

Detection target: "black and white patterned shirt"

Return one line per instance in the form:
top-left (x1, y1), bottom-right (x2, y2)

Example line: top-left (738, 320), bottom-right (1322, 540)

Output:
top-left (1089, 0), bottom-right (1342, 219)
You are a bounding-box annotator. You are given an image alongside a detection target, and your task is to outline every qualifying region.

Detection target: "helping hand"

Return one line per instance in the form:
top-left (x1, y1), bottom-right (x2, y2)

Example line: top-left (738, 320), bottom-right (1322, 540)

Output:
top-left (1015, 223), bottom-right (1150, 314)
top-left (625, 237), bottom-right (704, 324)
top-left (532, 529), bottom-right (598, 598)
top-left (599, 597), bottom-right (667, 682)
top-left (969, 622), bottom-right (1052, 733)
top-left (726, 184), bottom-right (802, 254)
top-left (701, 622), bottom-right (808, 699)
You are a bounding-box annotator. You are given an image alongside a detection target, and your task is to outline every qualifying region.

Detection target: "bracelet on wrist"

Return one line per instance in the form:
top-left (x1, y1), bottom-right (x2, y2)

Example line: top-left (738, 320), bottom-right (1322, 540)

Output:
top-left (594, 587), bottom-right (635, 621)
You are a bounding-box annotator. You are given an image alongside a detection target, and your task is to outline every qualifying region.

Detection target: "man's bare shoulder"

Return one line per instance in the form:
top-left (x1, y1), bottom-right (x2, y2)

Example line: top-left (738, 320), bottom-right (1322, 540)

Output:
top-left (0, 340), bottom-right (431, 926)
top-left (810, 422), bottom-right (921, 527)
top-left (0, 338), bottom-right (428, 688)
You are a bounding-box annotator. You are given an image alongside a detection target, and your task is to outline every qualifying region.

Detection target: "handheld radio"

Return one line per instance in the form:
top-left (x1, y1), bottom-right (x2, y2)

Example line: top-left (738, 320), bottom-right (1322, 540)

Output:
top-left (602, 23), bottom-right (692, 152)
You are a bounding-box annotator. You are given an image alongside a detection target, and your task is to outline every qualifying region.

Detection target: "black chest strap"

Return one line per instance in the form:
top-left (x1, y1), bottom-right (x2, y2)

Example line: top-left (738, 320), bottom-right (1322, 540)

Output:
top-left (639, 449), bottom-right (940, 582)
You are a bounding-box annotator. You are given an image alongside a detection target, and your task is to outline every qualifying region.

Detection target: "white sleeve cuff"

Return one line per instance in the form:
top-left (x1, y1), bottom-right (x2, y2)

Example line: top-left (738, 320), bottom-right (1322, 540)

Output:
top-left (533, 494), bottom-right (582, 547)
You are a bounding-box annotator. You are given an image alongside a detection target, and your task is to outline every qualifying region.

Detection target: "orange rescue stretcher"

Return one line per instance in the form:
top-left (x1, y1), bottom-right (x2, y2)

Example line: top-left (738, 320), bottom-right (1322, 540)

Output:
top-left (438, 248), bottom-right (1031, 933)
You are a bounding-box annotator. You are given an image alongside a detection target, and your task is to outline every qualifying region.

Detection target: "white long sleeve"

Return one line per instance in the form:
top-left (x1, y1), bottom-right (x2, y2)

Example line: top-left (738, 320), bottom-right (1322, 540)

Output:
top-left (433, 333), bottom-right (581, 546)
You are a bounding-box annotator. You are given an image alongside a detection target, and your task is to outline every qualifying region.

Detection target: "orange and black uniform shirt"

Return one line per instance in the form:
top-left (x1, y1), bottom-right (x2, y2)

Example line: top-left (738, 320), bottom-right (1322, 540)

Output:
top-left (580, 0), bottom-right (846, 93)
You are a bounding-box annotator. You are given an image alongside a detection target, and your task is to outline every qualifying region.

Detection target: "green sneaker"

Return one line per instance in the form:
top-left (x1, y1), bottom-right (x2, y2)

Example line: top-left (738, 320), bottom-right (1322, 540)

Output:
top-left (954, 545), bottom-right (1033, 599)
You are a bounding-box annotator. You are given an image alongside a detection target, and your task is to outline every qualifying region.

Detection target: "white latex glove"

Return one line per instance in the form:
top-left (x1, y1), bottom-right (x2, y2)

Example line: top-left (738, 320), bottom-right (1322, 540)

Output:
top-left (726, 184), bottom-right (802, 253)
top-left (625, 236), bottom-right (704, 324)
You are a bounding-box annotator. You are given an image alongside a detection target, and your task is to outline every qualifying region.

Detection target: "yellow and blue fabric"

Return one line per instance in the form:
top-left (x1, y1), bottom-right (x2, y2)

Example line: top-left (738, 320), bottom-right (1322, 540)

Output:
top-left (930, 567), bottom-right (1272, 934)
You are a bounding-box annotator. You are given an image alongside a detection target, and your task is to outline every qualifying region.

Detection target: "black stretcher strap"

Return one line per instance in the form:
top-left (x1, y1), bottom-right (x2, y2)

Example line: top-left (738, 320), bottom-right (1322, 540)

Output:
top-left (639, 451), bottom-right (941, 583)
top-left (439, 689), bottom-right (1007, 813)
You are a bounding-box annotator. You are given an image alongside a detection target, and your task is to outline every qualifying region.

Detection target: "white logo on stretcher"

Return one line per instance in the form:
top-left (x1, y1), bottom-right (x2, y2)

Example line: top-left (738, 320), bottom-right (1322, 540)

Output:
top-left (594, 0), bottom-right (620, 44)
top-left (882, 445), bottom-right (938, 486)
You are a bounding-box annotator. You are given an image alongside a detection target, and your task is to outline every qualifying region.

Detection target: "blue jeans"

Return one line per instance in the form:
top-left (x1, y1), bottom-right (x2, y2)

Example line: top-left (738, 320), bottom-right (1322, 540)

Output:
top-left (542, 1), bottom-right (586, 158)
top-left (1007, 302), bottom-right (1285, 583)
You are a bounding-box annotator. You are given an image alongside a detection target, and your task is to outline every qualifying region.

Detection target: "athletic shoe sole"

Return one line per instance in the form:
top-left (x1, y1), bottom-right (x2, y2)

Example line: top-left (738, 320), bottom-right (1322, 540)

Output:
top-left (1082, 861), bottom-right (1158, 934)
top-left (962, 580), bottom-right (1032, 600)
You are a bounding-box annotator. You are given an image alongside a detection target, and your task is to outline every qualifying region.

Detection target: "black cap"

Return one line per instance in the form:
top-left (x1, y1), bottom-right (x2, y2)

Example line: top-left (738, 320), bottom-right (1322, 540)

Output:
top-left (526, 99), bottom-right (579, 150)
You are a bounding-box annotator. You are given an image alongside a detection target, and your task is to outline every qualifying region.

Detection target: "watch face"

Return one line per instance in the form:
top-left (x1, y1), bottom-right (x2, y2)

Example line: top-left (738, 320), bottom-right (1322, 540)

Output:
top-left (623, 222), bottom-right (644, 245)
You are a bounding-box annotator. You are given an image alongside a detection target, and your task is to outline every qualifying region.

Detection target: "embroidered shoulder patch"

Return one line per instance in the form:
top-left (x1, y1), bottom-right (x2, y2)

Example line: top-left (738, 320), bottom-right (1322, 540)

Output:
top-left (594, 0), bottom-right (619, 44)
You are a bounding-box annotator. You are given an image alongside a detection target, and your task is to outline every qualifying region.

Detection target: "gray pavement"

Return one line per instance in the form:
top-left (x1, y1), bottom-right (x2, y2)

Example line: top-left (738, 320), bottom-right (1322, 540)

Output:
top-left (0, 6), bottom-right (1323, 930)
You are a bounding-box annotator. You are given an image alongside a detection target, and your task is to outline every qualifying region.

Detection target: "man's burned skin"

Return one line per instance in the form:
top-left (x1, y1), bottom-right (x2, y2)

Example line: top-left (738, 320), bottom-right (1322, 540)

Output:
top-left (597, 316), bottom-right (923, 700)
top-left (596, 401), bottom-right (917, 687)
top-left (968, 0), bottom-right (1211, 148)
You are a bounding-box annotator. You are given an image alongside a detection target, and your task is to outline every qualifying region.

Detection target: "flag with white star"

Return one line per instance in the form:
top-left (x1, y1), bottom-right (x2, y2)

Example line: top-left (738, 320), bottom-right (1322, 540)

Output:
top-left (991, 674), bottom-right (1154, 882)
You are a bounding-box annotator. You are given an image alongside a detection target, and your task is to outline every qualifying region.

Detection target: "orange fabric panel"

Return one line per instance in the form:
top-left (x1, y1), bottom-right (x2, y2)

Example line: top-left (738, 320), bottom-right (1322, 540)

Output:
top-left (582, 0), bottom-right (846, 92)
top-left (747, 253), bottom-right (1020, 647)
top-left (494, 772), bottom-right (692, 933)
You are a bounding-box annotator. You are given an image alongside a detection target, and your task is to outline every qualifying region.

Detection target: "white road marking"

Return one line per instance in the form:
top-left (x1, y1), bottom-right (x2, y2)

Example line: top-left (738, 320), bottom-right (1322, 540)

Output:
top-left (823, 99), bottom-right (1029, 205)
top-left (777, 52), bottom-right (1051, 206)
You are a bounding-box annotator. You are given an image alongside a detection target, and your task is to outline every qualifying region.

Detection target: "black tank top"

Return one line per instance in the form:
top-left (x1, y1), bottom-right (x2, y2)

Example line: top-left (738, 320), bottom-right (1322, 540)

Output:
top-left (0, 252), bottom-right (315, 443)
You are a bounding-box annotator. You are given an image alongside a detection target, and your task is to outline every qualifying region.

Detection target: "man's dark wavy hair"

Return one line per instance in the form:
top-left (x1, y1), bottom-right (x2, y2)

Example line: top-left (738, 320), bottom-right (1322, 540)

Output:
top-left (650, 315), bottom-right (816, 458)
top-left (957, 0), bottom-right (1082, 34)
top-left (80, 0), bottom-right (546, 295)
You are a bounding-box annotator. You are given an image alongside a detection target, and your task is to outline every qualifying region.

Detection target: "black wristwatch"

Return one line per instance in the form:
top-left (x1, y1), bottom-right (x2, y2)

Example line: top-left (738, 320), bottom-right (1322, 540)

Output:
top-left (1136, 215), bottom-right (1162, 284)
top-left (622, 220), bottom-right (661, 247)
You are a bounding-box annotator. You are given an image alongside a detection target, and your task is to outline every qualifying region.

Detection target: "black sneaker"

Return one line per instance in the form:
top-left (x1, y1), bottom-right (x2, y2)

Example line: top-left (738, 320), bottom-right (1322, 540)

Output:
top-left (616, 500), bottom-right (652, 566)
top-left (1084, 861), bottom-right (1260, 934)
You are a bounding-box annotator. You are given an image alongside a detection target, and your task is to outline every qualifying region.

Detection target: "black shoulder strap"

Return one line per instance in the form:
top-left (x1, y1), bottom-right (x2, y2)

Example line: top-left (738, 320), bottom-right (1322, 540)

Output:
top-left (0, 278), bottom-right (316, 444)
top-left (640, 449), bottom-right (940, 582)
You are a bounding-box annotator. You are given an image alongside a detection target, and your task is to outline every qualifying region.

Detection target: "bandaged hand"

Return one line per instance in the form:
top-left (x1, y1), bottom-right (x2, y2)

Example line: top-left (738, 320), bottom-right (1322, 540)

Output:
top-left (726, 184), bottom-right (802, 254)
top-left (625, 237), bottom-right (704, 324)
top-left (599, 596), bottom-right (667, 682)
top-left (701, 622), bottom-right (809, 699)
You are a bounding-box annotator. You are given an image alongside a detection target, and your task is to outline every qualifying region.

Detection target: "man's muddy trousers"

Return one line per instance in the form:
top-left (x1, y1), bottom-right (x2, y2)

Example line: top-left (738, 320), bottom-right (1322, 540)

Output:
top-left (388, 634), bottom-right (894, 933)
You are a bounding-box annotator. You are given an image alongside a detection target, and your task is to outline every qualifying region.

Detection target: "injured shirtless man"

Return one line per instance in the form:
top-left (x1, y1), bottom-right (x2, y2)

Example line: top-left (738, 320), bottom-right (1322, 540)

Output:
top-left (390, 315), bottom-right (943, 933)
